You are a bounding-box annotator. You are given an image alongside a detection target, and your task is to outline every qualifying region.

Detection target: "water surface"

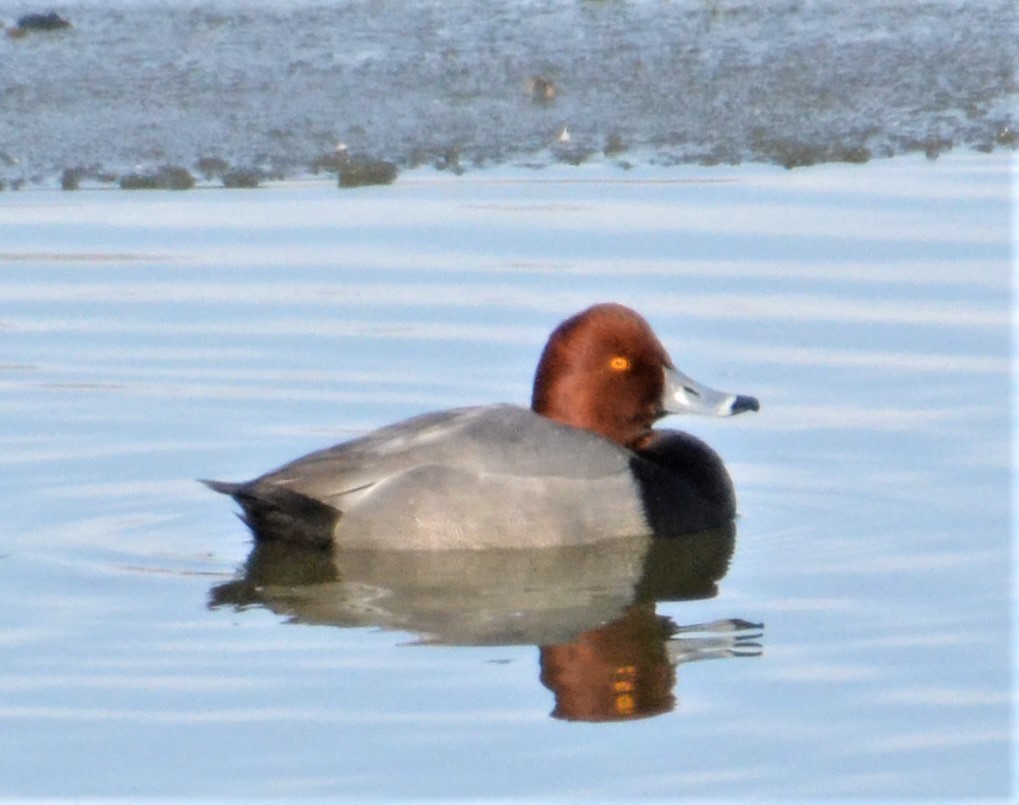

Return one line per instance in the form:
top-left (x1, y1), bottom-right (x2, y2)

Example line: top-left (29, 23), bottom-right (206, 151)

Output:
top-left (0, 154), bottom-right (1012, 797)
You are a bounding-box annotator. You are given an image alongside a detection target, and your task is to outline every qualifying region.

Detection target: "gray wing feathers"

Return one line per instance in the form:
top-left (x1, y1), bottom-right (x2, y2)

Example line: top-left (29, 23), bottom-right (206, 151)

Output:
top-left (256, 405), bottom-right (634, 506)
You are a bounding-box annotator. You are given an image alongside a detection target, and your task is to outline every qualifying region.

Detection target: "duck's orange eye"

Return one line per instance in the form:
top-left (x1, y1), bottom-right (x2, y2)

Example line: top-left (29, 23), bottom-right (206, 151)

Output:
top-left (609, 356), bottom-right (631, 371)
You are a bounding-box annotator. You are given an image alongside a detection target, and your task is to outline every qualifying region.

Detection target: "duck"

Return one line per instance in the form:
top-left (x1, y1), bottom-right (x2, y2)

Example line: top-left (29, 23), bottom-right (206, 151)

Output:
top-left (204, 303), bottom-right (758, 550)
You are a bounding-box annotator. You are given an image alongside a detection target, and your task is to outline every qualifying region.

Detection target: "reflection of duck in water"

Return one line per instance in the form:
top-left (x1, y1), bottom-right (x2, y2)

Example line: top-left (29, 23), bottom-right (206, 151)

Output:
top-left (210, 525), bottom-right (763, 722)
top-left (541, 605), bottom-right (761, 722)
top-left (205, 303), bottom-right (757, 549)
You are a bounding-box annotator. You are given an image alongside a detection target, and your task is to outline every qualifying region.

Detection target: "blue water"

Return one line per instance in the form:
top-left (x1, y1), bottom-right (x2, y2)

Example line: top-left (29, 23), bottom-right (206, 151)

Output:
top-left (0, 153), bottom-right (1012, 797)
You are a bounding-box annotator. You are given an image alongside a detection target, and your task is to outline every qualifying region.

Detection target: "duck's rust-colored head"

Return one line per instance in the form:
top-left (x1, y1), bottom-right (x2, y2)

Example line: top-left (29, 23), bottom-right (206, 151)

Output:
top-left (531, 303), bottom-right (758, 449)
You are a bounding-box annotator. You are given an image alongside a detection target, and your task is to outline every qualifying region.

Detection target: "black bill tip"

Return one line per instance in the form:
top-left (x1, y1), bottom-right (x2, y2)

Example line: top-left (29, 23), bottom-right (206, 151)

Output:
top-left (731, 395), bottom-right (760, 415)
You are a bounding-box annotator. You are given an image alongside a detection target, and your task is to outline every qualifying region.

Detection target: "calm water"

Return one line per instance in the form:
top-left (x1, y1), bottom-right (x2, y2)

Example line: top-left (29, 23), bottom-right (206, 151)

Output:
top-left (0, 153), bottom-right (1012, 798)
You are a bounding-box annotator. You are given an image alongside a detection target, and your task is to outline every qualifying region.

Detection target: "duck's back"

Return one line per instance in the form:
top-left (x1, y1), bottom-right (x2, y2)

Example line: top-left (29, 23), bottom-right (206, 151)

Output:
top-left (210, 405), bottom-right (651, 550)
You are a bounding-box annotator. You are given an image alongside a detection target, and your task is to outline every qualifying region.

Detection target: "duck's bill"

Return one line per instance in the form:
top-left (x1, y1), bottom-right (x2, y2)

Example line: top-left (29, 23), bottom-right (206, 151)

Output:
top-left (662, 366), bottom-right (759, 417)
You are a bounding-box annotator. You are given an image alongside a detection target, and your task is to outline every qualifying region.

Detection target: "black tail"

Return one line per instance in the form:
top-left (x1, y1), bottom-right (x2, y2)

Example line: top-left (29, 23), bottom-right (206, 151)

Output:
top-left (201, 478), bottom-right (244, 497)
top-left (201, 479), bottom-right (340, 549)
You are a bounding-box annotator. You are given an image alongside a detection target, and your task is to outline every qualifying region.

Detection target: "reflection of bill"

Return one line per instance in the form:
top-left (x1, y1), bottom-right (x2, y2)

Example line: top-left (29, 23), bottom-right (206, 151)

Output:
top-left (210, 524), bottom-right (763, 722)
top-left (540, 605), bottom-right (762, 722)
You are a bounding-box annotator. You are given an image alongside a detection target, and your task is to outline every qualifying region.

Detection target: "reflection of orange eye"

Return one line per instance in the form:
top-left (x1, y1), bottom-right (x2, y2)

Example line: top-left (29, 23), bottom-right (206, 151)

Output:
top-left (610, 356), bottom-right (631, 371)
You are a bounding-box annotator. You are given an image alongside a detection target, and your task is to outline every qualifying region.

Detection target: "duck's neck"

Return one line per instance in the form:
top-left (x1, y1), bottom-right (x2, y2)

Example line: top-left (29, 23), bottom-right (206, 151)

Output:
top-left (532, 394), bottom-right (651, 449)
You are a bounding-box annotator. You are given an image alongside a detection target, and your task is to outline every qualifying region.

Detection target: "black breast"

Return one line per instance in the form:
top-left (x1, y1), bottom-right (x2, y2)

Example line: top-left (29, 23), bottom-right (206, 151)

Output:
top-left (629, 430), bottom-right (737, 538)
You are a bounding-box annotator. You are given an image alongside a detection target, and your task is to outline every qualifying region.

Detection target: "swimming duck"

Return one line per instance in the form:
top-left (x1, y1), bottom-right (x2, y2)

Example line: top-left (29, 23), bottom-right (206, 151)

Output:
top-left (205, 303), bottom-right (758, 549)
